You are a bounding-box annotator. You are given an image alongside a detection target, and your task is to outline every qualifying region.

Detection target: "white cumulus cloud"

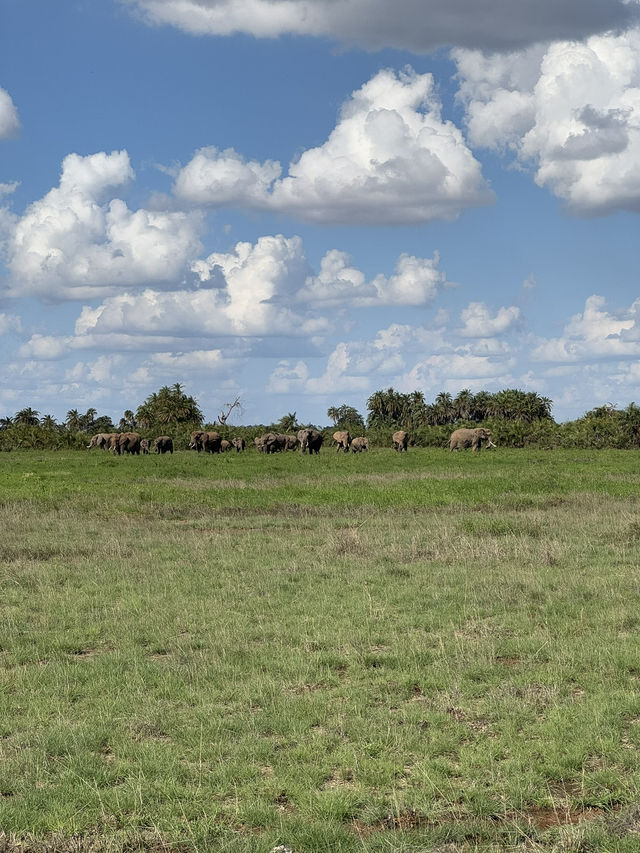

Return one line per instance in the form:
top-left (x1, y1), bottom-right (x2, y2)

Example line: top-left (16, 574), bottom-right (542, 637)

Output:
top-left (174, 68), bottom-right (493, 225)
top-left (4, 150), bottom-right (204, 300)
top-left (295, 250), bottom-right (447, 307)
top-left (532, 295), bottom-right (640, 362)
top-left (455, 28), bottom-right (640, 214)
top-left (458, 302), bottom-right (521, 337)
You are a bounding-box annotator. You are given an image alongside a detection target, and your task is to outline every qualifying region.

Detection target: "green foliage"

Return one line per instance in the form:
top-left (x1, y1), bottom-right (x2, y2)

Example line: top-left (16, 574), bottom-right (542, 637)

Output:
top-left (274, 411), bottom-right (299, 433)
top-left (367, 387), bottom-right (554, 432)
top-left (135, 383), bottom-right (203, 432)
top-left (327, 404), bottom-right (365, 432)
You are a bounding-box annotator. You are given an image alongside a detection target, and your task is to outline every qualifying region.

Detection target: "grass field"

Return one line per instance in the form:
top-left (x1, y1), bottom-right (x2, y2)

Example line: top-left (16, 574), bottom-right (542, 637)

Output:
top-left (1, 447), bottom-right (640, 852)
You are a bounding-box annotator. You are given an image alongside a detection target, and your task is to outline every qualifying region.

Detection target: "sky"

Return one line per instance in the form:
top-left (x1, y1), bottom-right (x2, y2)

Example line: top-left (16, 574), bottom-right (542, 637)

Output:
top-left (1, 0), bottom-right (640, 427)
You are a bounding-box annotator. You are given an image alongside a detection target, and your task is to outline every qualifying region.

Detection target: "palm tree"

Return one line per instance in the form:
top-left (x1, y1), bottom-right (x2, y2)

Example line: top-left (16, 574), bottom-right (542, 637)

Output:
top-left (79, 407), bottom-right (97, 431)
top-left (277, 412), bottom-right (299, 433)
top-left (0, 415), bottom-right (14, 430)
top-left (65, 409), bottom-right (82, 432)
top-left (471, 391), bottom-right (492, 422)
top-left (453, 389), bottom-right (474, 422)
top-left (433, 392), bottom-right (454, 425)
top-left (40, 414), bottom-right (58, 431)
top-left (14, 407), bottom-right (40, 426)
top-left (327, 405), bottom-right (364, 430)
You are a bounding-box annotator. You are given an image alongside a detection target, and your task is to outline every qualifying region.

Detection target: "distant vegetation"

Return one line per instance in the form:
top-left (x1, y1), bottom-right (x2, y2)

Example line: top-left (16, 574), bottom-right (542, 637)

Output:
top-left (2, 384), bottom-right (640, 451)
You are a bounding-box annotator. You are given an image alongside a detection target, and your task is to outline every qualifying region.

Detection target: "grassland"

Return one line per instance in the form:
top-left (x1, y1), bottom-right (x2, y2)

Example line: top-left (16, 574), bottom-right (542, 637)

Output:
top-left (1, 447), bottom-right (640, 852)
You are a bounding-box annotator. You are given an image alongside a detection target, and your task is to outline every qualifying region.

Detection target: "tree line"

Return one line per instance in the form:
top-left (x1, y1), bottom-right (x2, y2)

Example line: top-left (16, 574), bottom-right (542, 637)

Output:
top-left (2, 384), bottom-right (640, 451)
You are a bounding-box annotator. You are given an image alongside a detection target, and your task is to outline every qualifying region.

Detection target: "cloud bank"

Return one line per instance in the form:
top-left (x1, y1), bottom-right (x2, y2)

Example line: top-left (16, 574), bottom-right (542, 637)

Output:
top-left (123, 0), bottom-right (637, 52)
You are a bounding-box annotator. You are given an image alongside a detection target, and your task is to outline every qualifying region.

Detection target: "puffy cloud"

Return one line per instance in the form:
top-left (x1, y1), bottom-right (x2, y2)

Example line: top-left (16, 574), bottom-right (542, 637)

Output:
top-left (401, 353), bottom-right (515, 390)
top-left (458, 302), bottom-right (521, 337)
top-left (455, 28), bottom-right (640, 214)
top-left (18, 235), bottom-right (329, 359)
top-left (266, 313), bottom-right (519, 398)
top-left (0, 312), bottom-right (22, 335)
top-left (123, 0), bottom-right (637, 52)
top-left (0, 87), bottom-right (20, 138)
top-left (173, 147), bottom-right (281, 205)
top-left (174, 68), bottom-right (493, 224)
top-left (0, 181), bottom-right (19, 197)
top-left (266, 360), bottom-right (310, 394)
top-left (4, 150), bottom-right (204, 300)
top-left (295, 250), bottom-right (446, 307)
top-left (532, 295), bottom-right (640, 362)
top-left (129, 350), bottom-right (243, 386)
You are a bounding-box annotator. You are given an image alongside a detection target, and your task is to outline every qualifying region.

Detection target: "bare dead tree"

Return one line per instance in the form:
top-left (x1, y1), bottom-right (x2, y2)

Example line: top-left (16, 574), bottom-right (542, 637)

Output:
top-left (218, 397), bottom-right (243, 426)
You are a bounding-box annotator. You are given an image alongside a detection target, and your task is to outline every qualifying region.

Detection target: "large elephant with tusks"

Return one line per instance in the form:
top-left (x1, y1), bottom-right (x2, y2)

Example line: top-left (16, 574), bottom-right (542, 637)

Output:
top-left (298, 428), bottom-right (323, 454)
top-left (449, 427), bottom-right (496, 452)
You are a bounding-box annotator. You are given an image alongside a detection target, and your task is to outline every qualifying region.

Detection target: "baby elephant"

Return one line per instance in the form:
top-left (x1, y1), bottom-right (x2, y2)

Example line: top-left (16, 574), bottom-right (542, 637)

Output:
top-left (154, 435), bottom-right (173, 454)
top-left (350, 436), bottom-right (369, 453)
top-left (140, 439), bottom-right (151, 455)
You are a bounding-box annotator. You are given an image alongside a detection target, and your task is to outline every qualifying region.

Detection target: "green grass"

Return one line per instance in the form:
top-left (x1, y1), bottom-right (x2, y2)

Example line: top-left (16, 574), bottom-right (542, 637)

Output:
top-left (1, 448), bottom-right (640, 851)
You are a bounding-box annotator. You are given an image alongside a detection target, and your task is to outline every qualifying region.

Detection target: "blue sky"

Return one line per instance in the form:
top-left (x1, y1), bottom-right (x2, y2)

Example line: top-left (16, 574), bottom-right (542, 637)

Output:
top-left (1, 0), bottom-right (640, 427)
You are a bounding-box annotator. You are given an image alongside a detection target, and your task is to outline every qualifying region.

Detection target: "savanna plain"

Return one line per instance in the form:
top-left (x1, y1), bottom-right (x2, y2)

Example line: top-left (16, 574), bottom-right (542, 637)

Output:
top-left (2, 447), bottom-right (640, 853)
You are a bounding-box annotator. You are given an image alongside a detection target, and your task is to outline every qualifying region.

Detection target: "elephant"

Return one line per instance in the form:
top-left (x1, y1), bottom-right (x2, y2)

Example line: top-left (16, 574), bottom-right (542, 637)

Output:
top-left (272, 434), bottom-right (287, 452)
top-left (285, 434), bottom-right (299, 451)
top-left (189, 430), bottom-right (222, 453)
top-left (231, 437), bottom-right (245, 452)
top-left (272, 434), bottom-right (296, 451)
top-left (350, 436), bottom-right (369, 453)
top-left (298, 428), bottom-right (323, 455)
top-left (256, 433), bottom-right (284, 453)
top-left (140, 439), bottom-right (151, 455)
top-left (220, 439), bottom-right (232, 452)
top-left (106, 433), bottom-right (120, 453)
top-left (392, 430), bottom-right (409, 452)
top-left (332, 431), bottom-right (352, 453)
top-left (255, 433), bottom-right (273, 453)
top-left (154, 436), bottom-right (173, 454)
top-left (87, 433), bottom-right (113, 450)
top-left (449, 427), bottom-right (496, 452)
top-left (117, 432), bottom-right (142, 455)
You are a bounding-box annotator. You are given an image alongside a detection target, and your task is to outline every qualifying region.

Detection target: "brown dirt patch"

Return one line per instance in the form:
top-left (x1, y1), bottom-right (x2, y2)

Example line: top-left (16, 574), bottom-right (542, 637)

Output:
top-left (521, 804), bottom-right (606, 829)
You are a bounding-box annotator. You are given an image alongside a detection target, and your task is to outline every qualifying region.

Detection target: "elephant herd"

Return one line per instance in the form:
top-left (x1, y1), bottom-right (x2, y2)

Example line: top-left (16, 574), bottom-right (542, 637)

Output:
top-left (88, 426), bottom-right (496, 457)
top-left (87, 432), bottom-right (173, 455)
